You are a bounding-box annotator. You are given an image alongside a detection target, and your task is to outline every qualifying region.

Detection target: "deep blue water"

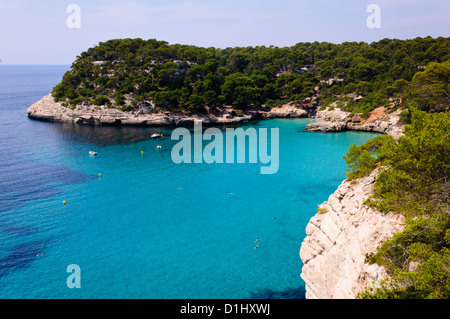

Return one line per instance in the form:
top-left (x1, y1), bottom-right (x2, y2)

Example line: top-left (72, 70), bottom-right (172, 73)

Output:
top-left (0, 65), bottom-right (379, 299)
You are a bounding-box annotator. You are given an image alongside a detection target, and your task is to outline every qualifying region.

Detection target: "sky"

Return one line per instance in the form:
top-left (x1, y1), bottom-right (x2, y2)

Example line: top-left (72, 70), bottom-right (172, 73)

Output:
top-left (0, 0), bottom-right (448, 64)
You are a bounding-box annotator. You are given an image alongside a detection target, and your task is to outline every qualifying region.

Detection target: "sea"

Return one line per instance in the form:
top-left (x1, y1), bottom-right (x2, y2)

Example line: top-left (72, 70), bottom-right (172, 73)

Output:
top-left (0, 65), bottom-right (379, 299)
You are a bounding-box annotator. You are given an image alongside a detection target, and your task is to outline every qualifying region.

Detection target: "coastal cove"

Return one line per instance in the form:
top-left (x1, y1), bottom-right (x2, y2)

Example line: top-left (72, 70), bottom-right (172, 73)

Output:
top-left (0, 65), bottom-right (383, 298)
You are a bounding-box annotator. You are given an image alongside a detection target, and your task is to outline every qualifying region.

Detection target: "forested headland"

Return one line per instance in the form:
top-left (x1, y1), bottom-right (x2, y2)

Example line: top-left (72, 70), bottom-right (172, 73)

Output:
top-left (52, 37), bottom-right (449, 117)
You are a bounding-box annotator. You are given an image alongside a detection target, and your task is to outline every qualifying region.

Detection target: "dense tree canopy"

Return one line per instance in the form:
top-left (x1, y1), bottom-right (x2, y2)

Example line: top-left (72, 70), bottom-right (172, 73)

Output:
top-left (406, 60), bottom-right (450, 112)
top-left (52, 37), bottom-right (449, 115)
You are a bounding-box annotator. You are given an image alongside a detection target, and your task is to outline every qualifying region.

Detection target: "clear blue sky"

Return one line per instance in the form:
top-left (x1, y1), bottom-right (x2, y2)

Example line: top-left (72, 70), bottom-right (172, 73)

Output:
top-left (0, 0), bottom-right (448, 64)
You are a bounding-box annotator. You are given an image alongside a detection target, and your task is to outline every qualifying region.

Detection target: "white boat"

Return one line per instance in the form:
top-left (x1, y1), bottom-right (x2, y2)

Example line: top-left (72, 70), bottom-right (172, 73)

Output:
top-left (89, 151), bottom-right (97, 156)
top-left (151, 133), bottom-right (162, 138)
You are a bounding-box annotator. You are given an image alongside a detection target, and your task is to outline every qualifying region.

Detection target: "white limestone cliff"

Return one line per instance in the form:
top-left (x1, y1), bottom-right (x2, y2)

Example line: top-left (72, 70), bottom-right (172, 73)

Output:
top-left (27, 94), bottom-right (312, 126)
top-left (299, 169), bottom-right (404, 299)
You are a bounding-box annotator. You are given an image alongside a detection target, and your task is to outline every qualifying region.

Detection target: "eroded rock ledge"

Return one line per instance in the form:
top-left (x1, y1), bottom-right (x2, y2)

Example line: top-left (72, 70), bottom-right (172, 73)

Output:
top-left (305, 106), bottom-right (405, 139)
top-left (299, 169), bottom-right (404, 299)
top-left (27, 94), bottom-right (313, 126)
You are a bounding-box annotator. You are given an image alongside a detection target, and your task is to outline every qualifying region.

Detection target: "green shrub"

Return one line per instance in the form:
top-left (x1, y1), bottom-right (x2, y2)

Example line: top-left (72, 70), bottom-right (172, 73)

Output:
top-left (114, 94), bottom-right (125, 106)
top-left (235, 109), bottom-right (244, 117)
top-left (121, 105), bottom-right (133, 112)
top-left (92, 95), bottom-right (110, 106)
top-left (343, 135), bottom-right (392, 180)
top-left (265, 99), bottom-right (276, 108)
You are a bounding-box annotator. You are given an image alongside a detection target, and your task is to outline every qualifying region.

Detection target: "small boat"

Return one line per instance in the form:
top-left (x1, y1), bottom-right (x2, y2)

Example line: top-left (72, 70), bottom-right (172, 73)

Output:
top-left (151, 132), bottom-right (162, 138)
top-left (89, 151), bottom-right (97, 156)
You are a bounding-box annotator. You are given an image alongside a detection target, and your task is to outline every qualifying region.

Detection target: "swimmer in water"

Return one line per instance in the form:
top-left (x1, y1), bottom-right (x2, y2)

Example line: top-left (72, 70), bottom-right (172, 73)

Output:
top-left (254, 238), bottom-right (259, 243)
top-left (254, 245), bottom-right (259, 249)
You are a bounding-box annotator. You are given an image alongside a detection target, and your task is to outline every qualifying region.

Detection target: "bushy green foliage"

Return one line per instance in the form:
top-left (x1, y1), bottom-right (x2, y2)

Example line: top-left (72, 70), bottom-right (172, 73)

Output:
top-left (362, 248), bottom-right (450, 299)
top-left (369, 110), bottom-right (449, 216)
top-left (344, 110), bottom-right (450, 299)
top-left (405, 60), bottom-right (450, 112)
top-left (343, 135), bottom-right (393, 180)
top-left (92, 95), bottom-right (110, 106)
top-left (120, 104), bottom-right (133, 112)
top-left (51, 37), bottom-right (449, 114)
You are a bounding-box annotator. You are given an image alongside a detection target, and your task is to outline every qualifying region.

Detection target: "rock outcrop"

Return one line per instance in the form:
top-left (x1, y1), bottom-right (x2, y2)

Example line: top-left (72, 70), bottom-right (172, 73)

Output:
top-left (305, 106), bottom-right (405, 139)
top-left (315, 107), bottom-right (350, 122)
top-left (299, 169), bottom-right (404, 299)
top-left (303, 121), bottom-right (348, 132)
top-left (259, 101), bottom-right (310, 118)
top-left (27, 94), bottom-right (312, 126)
top-left (27, 95), bottom-right (251, 126)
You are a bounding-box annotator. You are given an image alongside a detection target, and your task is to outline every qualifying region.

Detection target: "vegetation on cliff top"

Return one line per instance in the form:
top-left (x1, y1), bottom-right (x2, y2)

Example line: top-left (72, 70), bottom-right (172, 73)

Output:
top-left (52, 37), bottom-right (449, 116)
top-left (363, 110), bottom-right (449, 299)
top-left (343, 60), bottom-right (449, 300)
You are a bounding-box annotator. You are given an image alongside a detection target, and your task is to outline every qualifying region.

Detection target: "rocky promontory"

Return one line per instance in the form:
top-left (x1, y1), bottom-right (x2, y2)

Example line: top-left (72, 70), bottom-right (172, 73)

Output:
top-left (27, 94), bottom-right (313, 126)
top-left (305, 106), bottom-right (405, 139)
top-left (300, 169), bottom-right (404, 299)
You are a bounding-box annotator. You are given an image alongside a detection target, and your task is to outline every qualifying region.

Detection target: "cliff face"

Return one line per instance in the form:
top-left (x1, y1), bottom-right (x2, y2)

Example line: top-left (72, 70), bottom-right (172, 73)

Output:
top-left (27, 95), bottom-right (312, 126)
top-left (299, 169), bottom-right (404, 299)
top-left (300, 105), bottom-right (407, 299)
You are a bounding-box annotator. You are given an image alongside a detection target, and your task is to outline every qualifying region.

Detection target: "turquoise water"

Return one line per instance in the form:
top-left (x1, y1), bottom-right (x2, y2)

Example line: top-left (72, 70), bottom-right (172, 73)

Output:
top-left (0, 65), bottom-right (379, 299)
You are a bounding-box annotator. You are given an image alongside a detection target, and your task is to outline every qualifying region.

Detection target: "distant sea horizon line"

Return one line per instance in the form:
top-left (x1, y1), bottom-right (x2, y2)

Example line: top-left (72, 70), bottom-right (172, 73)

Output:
top-left (0, 64), bottom-right (71, 66)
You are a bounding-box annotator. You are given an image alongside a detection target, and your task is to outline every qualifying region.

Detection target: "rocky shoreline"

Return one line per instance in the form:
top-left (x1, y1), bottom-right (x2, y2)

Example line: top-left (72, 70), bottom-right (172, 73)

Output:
top-left (27, 94), bottom-right (404, 139)
top-left (299, 169), bottom-right (405, 298)
top-left (305, 106), bottom-right (405, 139)
top-left (27, 94), bottom-right (314, 126)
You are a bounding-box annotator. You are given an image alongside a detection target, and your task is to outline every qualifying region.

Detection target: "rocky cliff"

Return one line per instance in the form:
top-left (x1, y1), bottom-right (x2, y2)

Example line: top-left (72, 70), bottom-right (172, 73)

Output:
top-left (305, 106), bottom-right (405, 139)
top-left (299, 105), bottom-right (408, 298)
top-left (27, 94), bottom-right (312, 126)
top-left (299, 169), bottom-right (404, 299)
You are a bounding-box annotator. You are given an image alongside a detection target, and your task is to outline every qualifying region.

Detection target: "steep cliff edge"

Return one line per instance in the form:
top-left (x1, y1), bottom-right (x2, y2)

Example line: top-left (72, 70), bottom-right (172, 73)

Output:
top-left (299, 169), bottom-right (404, 299)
